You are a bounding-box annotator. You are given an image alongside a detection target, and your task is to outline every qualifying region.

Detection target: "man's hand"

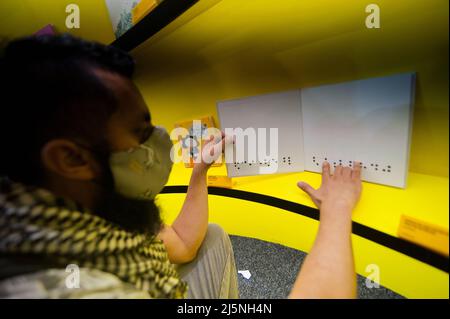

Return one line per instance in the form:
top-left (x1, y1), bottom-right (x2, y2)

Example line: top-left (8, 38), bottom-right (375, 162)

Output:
top-left (194, 131), bottom-right (231, 172)
top-left (297, 161), bottom-right (362, 217)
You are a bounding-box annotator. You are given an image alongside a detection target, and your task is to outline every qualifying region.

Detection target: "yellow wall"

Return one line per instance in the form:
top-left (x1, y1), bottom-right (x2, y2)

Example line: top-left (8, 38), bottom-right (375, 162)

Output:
top-left (0, 0), bottom-right (114, 44)
top-left (132, 0), bottom-right (449, 177)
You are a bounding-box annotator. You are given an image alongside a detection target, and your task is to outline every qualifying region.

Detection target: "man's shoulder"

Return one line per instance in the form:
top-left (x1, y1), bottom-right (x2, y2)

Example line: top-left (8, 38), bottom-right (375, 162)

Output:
top-left (0, 267), bottom-right (150, 299)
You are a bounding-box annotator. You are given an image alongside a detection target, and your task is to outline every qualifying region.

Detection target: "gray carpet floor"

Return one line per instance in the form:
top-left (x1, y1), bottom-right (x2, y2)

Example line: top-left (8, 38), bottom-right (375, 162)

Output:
top-left (230, 235), bottom-right (405, 299)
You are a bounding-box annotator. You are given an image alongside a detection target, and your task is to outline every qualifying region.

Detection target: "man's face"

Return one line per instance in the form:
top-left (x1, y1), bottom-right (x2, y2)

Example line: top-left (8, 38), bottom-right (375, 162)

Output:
top-left (89, 69), bottom-right (162, 235)
top-left (95, 69), bottom-right (154, 153)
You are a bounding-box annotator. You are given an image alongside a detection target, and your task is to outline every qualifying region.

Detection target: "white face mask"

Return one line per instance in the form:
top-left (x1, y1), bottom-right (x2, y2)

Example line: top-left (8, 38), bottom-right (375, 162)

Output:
top-left (109, 126), bottom-right (173, 200)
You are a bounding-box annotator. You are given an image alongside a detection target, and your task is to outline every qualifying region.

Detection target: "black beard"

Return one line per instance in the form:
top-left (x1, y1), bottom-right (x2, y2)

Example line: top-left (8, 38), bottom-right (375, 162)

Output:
top-left (94, 189), bottom-right (162, 236)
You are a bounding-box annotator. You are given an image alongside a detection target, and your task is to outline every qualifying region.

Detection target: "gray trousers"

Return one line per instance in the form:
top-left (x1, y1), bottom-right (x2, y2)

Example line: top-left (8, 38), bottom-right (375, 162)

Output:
top-left (175, 224), bottom-right (239, 299)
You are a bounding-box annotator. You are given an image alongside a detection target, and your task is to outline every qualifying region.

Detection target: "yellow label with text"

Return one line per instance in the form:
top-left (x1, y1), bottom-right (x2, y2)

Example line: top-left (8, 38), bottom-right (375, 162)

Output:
top-left (207, 175), bottom-right (233, 188)
top-left (398, 215), bottom-right (449, 256)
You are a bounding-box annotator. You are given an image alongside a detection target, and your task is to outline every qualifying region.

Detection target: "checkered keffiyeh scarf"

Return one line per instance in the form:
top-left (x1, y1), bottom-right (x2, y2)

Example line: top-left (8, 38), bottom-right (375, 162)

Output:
top-left (0, 180), bottom-right (187, 298)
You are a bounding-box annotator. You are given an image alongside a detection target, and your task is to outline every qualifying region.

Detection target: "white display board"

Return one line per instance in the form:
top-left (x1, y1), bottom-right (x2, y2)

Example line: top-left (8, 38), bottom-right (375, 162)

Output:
top-left (217, 73), bottom-right (415, 188)
top-left (302, 73), bottom-right (415, 188)
top-left (217, 90), bottom-right (304, 177)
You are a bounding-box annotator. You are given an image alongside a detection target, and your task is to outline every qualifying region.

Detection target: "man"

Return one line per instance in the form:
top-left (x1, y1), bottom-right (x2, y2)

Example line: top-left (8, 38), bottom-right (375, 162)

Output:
top-left (0, 34), bottom-right (361, 299)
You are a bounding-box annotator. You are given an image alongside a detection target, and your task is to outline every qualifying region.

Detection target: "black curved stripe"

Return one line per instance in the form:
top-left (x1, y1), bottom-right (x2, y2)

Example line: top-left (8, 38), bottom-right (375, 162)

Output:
top-left (161, 185), bottom-right (449, 273)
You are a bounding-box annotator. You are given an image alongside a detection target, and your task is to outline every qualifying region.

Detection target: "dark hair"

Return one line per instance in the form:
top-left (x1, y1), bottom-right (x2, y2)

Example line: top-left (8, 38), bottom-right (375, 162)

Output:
top-left (0, 34), bottom-right (135, 184)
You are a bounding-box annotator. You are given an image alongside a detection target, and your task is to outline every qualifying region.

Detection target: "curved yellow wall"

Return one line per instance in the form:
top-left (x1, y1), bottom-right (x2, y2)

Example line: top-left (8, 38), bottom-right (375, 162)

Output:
top-left (133, 0), bottom-right (449, 177)
top-left (0, 0), bottom-right (447, 298)
top-left (132, 1), bottom-right (449, 297)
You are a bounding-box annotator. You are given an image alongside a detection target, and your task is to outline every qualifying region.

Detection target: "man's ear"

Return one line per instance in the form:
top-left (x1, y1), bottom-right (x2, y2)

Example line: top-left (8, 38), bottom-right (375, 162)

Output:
top-left (41, 139), bottom-right (99, 180)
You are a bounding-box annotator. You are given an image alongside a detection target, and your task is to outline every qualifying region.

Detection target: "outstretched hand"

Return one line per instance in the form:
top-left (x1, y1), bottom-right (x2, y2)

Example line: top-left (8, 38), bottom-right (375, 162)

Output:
top-left (297, 161), bottom-right (362, 215)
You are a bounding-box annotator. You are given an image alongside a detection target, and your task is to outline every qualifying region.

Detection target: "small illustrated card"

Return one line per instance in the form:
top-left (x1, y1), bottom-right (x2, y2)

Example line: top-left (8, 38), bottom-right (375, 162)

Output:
top-left (174, 116), bottom-right (223, 168)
